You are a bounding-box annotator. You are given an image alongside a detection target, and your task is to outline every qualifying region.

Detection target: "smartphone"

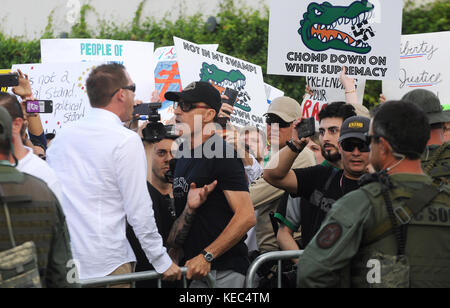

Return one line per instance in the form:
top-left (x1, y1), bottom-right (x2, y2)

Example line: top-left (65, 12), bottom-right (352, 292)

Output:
top-left (222, 88), bottom-right (239, 115)
top-left (0, 73), bottom-right (19, 87)
top-left (133, 103), bottom-right (151, 115)
top-left (297, 117), bottom-right (315, 139)
top-left (25, 100), bottom-right (53, 114)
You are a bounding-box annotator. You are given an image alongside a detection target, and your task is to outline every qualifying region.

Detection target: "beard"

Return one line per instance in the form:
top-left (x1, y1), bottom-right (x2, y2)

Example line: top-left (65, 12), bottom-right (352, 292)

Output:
top-left (321, 143), bottom-right (341, 163)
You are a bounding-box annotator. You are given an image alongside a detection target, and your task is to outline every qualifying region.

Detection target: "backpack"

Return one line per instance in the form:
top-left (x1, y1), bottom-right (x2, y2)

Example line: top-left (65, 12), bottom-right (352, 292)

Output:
top-left (0, 188), bottom-right (42, 288)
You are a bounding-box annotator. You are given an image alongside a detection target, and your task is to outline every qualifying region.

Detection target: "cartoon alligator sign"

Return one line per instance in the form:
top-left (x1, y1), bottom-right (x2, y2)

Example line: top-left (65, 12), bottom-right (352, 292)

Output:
top-left (199, 62), bottom-right (252, 112)
top-left (299, 0), bottom-right (375, 54)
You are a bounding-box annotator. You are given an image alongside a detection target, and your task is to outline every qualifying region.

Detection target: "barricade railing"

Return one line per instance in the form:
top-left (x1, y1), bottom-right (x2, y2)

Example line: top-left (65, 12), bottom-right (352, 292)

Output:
top-left (79, 267), bottom-right (216, 288)
top-left (245, 250), bottom-right (304, 288)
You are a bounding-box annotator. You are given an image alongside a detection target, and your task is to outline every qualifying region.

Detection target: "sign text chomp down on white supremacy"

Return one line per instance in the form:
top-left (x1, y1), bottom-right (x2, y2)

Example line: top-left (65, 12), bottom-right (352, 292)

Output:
top-left (267, 0), bottom-right (403, 80)
top-left (284, 52), bottom-right (388, 78)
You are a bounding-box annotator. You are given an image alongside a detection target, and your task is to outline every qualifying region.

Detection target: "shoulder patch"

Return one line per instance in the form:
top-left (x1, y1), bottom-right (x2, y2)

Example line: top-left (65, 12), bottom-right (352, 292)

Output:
top-left (316, 223), bottom-right (342, 249)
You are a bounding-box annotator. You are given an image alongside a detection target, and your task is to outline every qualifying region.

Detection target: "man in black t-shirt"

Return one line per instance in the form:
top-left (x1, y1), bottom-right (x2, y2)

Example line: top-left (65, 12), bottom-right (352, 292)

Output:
top-left (265, 116), bottom-right (371, 249)
top-left (165, 82), bottom-right (256, 288)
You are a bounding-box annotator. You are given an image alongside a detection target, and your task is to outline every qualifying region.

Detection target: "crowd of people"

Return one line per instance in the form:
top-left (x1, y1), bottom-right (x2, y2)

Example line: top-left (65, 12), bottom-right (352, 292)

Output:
top-left (0, 61), bottom-right (449, 288)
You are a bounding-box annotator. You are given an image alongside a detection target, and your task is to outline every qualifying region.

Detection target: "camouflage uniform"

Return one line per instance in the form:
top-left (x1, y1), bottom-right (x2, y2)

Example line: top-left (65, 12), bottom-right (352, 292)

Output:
top-left (0, 165), bottom-right (78, 288)
top-left (421, 142), bottom-right (450, 185)
top-left (297, 173), bottom-right (450, 288)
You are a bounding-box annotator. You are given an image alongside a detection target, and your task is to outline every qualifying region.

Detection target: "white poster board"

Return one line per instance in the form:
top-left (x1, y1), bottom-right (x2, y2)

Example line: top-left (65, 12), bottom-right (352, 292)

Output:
top-left (382, 31), bottom-right (449, 103)
top-left (306, 75), bottom-right (366, 104)
top-left (11, 62), bottom-right (101, 134)
top-left (268, 0), bottom-right (403, 80)
top-left (40, 39), bottom-right (155, 101)
top-left (174, 37), bottom-right (267, 129)
top-left (153, 45), bottom-right (219, 124)
top-left (264, 83), bottom-right (284, 104)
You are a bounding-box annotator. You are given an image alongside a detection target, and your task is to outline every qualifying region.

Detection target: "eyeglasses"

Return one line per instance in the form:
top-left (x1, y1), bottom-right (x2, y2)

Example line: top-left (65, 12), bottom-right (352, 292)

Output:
top-left (340, 139), bottom-right (370, 153)
top-left (173, 101), bottom-right (211, 113)
top-left (111, 83), bottom-right (136, 97)
top-left (265, 116), bottom-right (291, 128)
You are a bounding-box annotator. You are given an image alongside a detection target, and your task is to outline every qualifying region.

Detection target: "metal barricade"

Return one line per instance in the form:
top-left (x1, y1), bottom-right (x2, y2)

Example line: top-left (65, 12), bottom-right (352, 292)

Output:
top-left (245, 250), bottom-right (304, 288)
top-left (79, 267), bottom-right (216, 288)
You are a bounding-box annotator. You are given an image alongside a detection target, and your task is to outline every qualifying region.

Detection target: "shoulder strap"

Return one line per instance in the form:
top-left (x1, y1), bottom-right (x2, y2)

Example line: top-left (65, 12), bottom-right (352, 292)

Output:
top-left (423, 141), bottom-right (450, 174)
top-left (324, 167), bottom-right (340, 191)
top-left (0, 186), bottom-right (16, 248)
top-left (364, 183), bottom-right (441, 246)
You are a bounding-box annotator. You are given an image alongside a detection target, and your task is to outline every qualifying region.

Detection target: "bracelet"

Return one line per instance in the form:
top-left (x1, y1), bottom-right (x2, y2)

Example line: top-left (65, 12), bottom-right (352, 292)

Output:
top-left (345, 89), bottom-right (356, 94)
top-left (286, 139), bottom-right (302, 153)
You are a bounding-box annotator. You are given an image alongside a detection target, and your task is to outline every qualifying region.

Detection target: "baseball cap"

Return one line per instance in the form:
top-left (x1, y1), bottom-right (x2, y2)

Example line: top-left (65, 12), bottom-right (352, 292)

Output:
top-left (264, 96), bottom-right (301, 123)
top-left (402, 89), bottom-right (450, 124)
top-left (165, 81), bottom-right (222, 114)
top-left (339, 116), bottom-right (370, 142)
top-left (0, 106), bottom-right (12, 144)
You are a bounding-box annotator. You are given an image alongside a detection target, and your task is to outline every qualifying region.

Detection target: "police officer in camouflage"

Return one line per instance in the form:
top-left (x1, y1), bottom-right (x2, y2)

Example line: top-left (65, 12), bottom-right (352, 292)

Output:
top-left (297, 101), bottom-right (450, 288)
top-left (402, 89), bottom-right (450, 185)
top-left (0, 106), bottom-right (77, 288)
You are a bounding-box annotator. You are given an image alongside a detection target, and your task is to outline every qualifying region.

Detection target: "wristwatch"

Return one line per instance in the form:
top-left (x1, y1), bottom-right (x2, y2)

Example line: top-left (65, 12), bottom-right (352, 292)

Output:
top-left (201, 250), bottom-right (214, 263)
top-left (286, 139), bottom-right (302, 153)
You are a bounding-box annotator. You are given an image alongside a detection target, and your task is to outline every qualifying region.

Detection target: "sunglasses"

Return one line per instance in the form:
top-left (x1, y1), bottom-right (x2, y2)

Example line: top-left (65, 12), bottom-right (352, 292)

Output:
top-left (111, 83), bottom-right (136, 97)
top-left (341, 139), bottom-right (370, 153)
top-left (173, 101), bottom-right (211, 113)
top-left (265, 116), bottom-right (292, 128)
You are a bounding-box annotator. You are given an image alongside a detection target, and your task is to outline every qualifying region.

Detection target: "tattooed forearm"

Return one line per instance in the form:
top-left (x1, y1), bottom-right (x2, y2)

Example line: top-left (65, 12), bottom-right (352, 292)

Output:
top-left (167, 208), bottom-right (196, 248)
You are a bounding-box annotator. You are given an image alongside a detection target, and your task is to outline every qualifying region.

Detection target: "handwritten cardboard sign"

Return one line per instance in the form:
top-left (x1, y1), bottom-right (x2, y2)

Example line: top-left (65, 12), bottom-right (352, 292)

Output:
top-left (382, 31), bottom-right (449, 103)
top-left (11, 62), bottom-right (101, 134)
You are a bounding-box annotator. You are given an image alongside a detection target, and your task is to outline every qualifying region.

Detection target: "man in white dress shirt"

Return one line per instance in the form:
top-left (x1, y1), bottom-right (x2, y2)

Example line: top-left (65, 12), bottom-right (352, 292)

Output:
top-left (47, 63), bottom-right (181, 283)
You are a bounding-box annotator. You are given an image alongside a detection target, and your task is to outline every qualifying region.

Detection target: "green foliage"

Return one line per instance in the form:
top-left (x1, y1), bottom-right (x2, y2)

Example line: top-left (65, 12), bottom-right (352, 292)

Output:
top-left (1, 0), bottom-right (448, 111)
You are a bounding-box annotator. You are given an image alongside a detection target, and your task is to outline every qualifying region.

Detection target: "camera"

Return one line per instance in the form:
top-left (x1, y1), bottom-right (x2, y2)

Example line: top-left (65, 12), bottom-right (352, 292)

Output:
top-left (296, 117), bottom-right (315, 139)
top-left (164, 159), bottom-right (177, 184)
top-left (0, 73), bottom-right (19, 88)
top-left (141, 102), bottom-right (168, 143)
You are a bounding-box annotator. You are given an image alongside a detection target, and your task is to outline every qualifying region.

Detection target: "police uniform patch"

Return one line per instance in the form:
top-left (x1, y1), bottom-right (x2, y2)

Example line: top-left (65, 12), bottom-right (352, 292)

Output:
top-left (316, 223), bottom-right (342, 249)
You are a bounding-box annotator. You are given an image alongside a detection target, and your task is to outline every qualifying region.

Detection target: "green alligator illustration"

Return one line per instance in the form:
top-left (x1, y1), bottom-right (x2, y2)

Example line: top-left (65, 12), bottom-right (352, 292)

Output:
top-left (299, 0), bottom-right (375, 54)
top-left (199, 62), bottom-right (251, 112)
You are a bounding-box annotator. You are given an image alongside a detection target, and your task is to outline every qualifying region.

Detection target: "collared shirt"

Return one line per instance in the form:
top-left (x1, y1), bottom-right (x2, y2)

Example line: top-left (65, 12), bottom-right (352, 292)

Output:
top-left (47, 108), bottom-right (171, 279)
top-left (17, 146), bottom-right (63, 201)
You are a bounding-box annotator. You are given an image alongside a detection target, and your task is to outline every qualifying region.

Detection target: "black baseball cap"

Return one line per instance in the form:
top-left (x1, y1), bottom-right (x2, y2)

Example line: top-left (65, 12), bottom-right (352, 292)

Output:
top-left (402, 89), bottom-right (450, 124)
top-left (165, 81), bottom-right (222, 114)
top-left (339, 116), bottom-right (370, 142)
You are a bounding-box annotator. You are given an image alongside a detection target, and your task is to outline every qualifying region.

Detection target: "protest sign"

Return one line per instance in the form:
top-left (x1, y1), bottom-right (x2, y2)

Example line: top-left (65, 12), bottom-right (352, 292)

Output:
top-left (301, 96), bottom-right (328, 129)
top-left (268, 0), bottom-right (403, 80)
top-left (382, 31), bottom-right (449, 103)
top-left (264, 83), bottom-right (284, 104)
top-left (40, 39), bottom-right (155, 101)
top-left (306, 75), bottom-right (365, 104)
top-left (0, 69), bottom-right (11, 92)
top-left (11, 62), bottom-right (100, 134)
top-left (174, 37), bottom-right (267, 129)
top-left (154, 45), bottom-right (218, 124)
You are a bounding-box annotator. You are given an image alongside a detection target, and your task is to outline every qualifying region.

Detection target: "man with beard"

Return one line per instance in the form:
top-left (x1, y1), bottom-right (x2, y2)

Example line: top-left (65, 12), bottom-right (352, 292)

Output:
top-left (317, 101), bottom-right (357, 169)
top-left (265, 115), bottom-right (370, 248)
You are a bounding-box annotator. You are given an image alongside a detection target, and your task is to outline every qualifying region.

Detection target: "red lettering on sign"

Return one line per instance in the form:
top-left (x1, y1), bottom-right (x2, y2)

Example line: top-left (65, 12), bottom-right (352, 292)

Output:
top-left (155, 62), bottom-right (182, 102)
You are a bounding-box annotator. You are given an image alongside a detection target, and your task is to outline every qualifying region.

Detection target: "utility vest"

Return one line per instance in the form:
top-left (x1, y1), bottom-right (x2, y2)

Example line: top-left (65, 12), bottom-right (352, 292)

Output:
top-left (421, 142), bottom-right (450, 185)
top-left (0, 165), bottom-right (58, 283)
top-left (351, 176), bottom-right (450, 288)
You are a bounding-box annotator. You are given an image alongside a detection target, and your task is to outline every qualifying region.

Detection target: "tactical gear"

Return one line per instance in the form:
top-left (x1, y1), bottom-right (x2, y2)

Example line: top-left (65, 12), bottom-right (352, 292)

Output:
top-left (421, 142), bottom-right (450, 185)
top-left (352, 174), bottom-right (450, 288)
top-left (0, 165), bottom-right (76, 288)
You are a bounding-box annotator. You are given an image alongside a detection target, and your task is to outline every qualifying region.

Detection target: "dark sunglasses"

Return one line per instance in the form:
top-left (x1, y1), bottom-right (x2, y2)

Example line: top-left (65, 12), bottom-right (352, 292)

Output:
top-left (173, 101), bottom-right (211, 113)
top-left (265, 116), bottom-right (291, 128)
top-left (111, 83), bottom-right (136, 97)
top-left (341, 139), bottom-right (370, 153)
